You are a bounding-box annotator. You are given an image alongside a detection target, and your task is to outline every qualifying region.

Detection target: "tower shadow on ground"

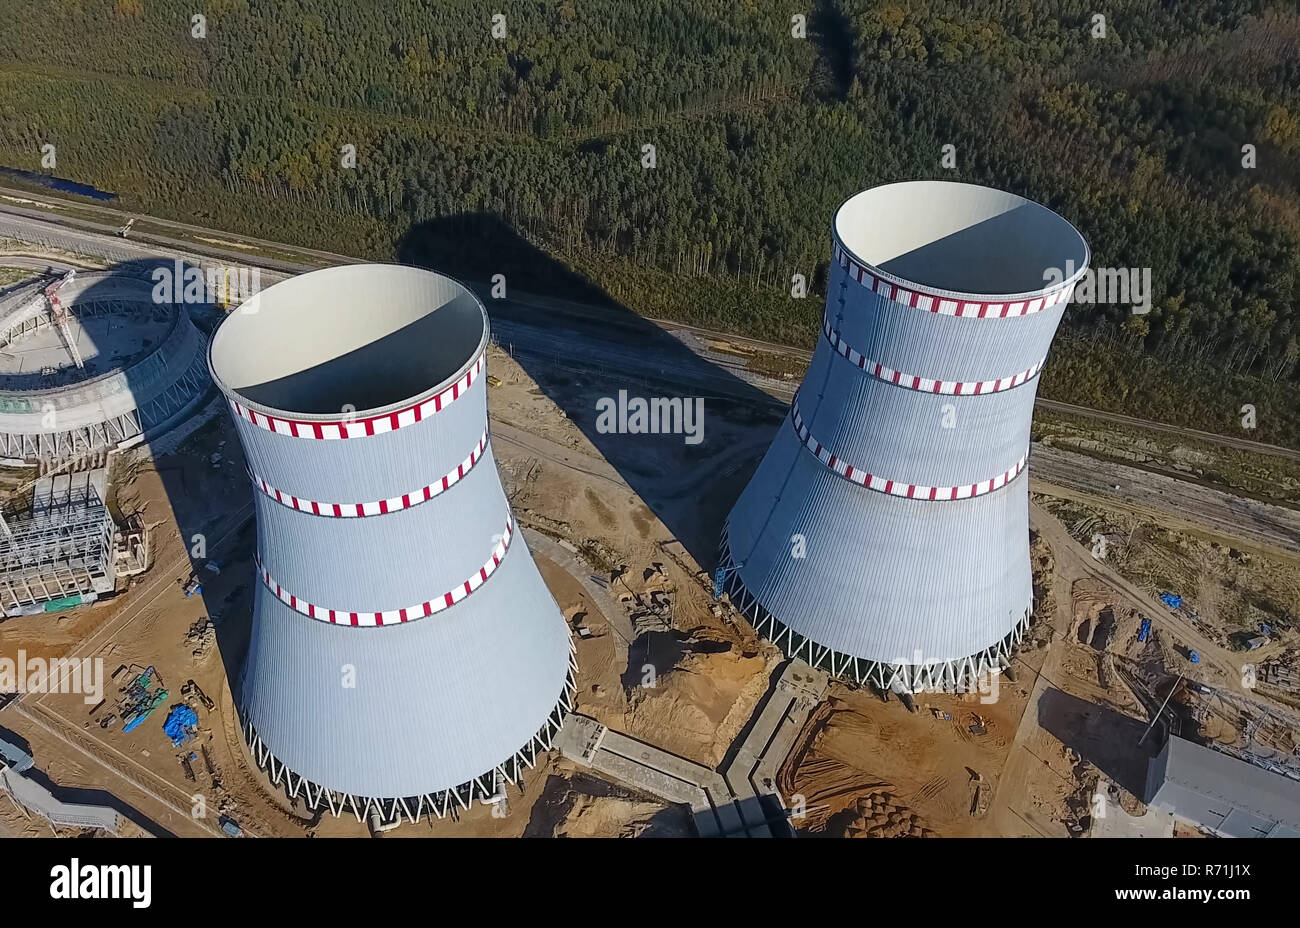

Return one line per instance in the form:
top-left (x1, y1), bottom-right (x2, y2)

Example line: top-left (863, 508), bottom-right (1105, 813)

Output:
top-left (397, 213), bottom-right (788, 570)
top-left (1036, 686), bottom-right (1158, 799)
top-left (39, 261), bottom-right (259, 831)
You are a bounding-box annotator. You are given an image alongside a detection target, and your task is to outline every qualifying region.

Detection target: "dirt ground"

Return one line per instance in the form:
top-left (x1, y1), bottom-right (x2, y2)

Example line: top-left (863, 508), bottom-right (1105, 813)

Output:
top-left (772, 503), bottom-right (1298, 840)
top-left (778, 675), bottom-right (1034, 838)
top-left (1, 342), bottom-right (775, 837)
top-left (486, 344), bottom-right (777, 768)
top-left (7, 333), bottom-right (1297, 839)
top-left (1040, 495), bottom-right (1300, 656)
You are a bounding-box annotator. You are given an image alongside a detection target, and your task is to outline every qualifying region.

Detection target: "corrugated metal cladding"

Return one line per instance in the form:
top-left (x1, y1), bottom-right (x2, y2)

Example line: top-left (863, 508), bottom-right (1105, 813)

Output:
top-left (724, 182), bottom-right (1088, 682)
top-left (1146, 736), bottom-right (1300, 838)
top-left (726, 425), bottom-right (1031, 662)
top-left (825, 260), bottom-right (1067, 383)
top-left (798, 342), bottom-right (1035, 487)
top-left (243, 546), bottom-right (570, 798)
top-left (209, 265), bottom-right (572, 801)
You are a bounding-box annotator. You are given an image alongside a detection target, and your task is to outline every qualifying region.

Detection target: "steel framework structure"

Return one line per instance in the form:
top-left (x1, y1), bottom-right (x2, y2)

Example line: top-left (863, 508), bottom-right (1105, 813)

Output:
top-left (0, 277), bottom-right (211, 469)
top-left (717, 527), bottom-right (1026, 692)
top-left (0, 481), bottom-right (114, 614)
top-left (0, 354), bottom-right (209, 464)
top-left (244, 658), bottom-right (578, 823)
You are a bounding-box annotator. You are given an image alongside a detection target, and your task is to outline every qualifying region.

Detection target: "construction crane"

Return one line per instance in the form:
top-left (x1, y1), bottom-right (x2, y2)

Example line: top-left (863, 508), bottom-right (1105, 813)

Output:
top-left (43, 269), bottom-right (83, 370)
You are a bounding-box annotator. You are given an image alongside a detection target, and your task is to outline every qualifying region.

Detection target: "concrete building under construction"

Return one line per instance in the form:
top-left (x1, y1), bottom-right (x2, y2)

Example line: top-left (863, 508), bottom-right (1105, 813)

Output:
top-left (209, 264), bottom-right (575, 823)
top-left (0, 469), bottom-right (147, 618)
top-left (719, 181), bottom-right (1089, 692)
top-left (0, 269), bottom-right (210, 470)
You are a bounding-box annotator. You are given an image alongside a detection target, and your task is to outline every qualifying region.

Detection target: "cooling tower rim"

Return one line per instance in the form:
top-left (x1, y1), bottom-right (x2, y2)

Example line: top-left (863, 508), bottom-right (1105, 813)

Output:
top-left (832, 181), bottom-right (1091, 302)
top-left (207, 264), bottom-right (489, 422)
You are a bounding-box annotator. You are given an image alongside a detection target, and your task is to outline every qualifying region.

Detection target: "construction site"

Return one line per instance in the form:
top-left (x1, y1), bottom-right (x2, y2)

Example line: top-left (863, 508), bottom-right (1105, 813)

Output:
top-left (1, 187), bottom-right (1299, 841)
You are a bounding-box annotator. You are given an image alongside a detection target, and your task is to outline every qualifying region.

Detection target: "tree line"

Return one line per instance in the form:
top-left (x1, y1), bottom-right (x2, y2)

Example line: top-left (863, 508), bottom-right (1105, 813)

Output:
top-left (0, 0), bottom-right (1297, 441)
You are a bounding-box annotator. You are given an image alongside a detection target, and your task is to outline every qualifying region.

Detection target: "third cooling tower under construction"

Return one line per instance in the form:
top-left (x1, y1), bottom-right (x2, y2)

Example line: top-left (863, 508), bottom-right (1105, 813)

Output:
top-left (208, 265), bottom-right (575, 822)
top-left (720, 181), bottom-right (1089, 691)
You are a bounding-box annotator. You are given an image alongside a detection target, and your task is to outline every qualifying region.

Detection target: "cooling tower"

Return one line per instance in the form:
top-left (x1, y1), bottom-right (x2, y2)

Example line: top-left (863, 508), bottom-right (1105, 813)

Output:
top-left (208, 265), bottom-right (575, 821)
top-left (720, 181), bottom-right (1089, 691)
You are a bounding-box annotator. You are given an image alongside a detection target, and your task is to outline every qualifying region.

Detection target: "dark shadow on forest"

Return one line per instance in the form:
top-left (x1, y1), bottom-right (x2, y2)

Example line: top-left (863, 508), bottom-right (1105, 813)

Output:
top-left (397, 213), bottom-right (787, 568)
top-left (808, 0), bottom-right (855, 101)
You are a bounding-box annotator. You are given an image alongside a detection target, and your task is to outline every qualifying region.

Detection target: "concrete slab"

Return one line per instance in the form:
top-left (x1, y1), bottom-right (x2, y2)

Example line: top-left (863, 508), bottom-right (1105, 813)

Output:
top-left (554, 660), bottom-right (829, 838)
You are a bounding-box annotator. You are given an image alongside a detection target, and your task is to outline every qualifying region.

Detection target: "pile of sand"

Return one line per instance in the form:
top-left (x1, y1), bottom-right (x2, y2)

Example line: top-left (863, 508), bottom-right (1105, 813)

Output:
top-left (552, 794), bottom-right (672, 838)
top-left (623, 634), bottom-right (777, 766)
top-left (836, 791), bottom-right (936, 838)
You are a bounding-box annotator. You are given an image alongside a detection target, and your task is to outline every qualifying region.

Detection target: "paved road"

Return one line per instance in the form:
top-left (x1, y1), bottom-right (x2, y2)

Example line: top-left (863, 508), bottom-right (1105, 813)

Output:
top-left (4, 213), bottom-right (1296, 560)
top-left (1030, 445), bottom-right (1300, 558)
top-left (3, 188), bottom-right (1299, 464)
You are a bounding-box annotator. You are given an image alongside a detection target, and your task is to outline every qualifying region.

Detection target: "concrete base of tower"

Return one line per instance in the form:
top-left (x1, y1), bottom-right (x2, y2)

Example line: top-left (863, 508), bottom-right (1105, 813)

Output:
top-left (716, 530), bottom-right (1030, 695)
top-left (238, 661), bottom-right (578, 825)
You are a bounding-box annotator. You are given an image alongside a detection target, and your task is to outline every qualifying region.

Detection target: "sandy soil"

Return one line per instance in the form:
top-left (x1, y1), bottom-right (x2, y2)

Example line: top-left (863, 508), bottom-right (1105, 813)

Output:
top-left (9, 333), bottom-right (1294, 839)
top-left (2, 341), bottom-right (776, 837)
top-left (779, 678), bottom-right (1032, 838)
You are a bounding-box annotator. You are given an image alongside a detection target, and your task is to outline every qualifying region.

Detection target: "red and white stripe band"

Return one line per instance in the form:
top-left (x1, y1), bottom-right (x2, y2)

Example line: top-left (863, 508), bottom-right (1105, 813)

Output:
top-left (252, 431), bottom-right (489, 516)
top-left (790, 396), bottom-right (1026, 500)
top-left (256, 515), bottom-right (515, 627)
top-left (229, 353), bottom-right (485, 440)
top-left (822, 318), bottom-right (1045, 395)
top-left (833, 243), bottom-right (1075, 318)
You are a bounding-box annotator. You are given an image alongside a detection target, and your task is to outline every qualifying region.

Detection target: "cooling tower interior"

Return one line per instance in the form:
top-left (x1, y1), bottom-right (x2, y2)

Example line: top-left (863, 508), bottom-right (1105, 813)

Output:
top-left (720, 181), bottom-right (1089, 692)
top-left (209, 264), bottom-right (575, 821)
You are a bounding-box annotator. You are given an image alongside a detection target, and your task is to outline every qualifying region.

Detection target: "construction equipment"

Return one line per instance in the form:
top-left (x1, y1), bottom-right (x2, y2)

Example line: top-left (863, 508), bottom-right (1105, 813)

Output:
top-left (117, 218), bottom-right (136, 239)
top-left (43, 270), bottom-right (83, 370)
top-left (181, 679), bottom-right (214, 712)
top-left (163, 705), bottom-right (199, 746)
top-left (183, 575), bottom-right (202, 598)
top-left (219, 815), bottom-right (244, 837)
top-left (122, 688), bottom-right (168, 733)
top-left (118, 665), bottom-right (168, 734)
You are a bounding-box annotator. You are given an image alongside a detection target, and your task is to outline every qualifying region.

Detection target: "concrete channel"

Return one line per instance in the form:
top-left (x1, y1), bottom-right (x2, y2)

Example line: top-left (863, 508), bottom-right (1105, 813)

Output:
top-left (555, 659), bottom-right (828, 837)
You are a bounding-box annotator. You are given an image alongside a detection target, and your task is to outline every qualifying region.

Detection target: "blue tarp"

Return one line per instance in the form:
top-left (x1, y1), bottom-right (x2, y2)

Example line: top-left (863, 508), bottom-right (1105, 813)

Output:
top-left (1138, 618), bottom-right (1152, 642)
top-left (163, 705), bottom-right (199, 746)
top-left (1160, 593), bottom-right (1182, 609)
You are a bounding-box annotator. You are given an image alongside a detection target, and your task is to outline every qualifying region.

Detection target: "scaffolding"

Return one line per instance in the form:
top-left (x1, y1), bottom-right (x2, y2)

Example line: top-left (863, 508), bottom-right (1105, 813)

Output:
top-left (0, 475), bottom-right (114, 616)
